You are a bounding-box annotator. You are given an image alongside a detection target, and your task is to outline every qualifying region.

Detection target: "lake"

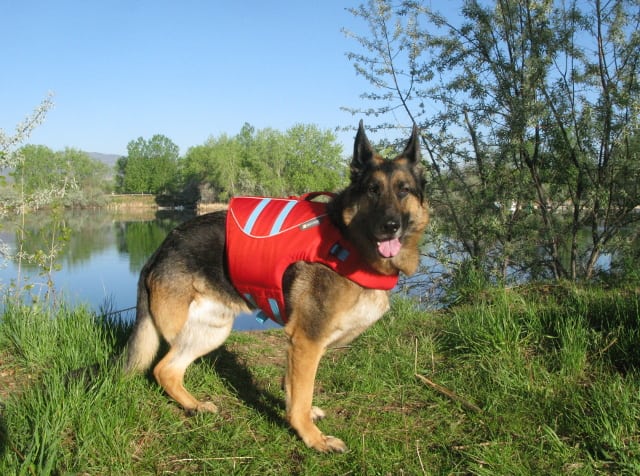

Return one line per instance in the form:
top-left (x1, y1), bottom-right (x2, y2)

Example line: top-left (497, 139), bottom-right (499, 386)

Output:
top-left (0, 208), bottom-right (286, 331)
top-left (2, 208), bottom-right (615, 331)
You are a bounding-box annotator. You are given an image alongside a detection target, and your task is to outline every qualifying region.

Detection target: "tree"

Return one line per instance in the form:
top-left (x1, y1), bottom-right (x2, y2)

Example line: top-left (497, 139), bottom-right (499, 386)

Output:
top-left (283, 124), bottom-right (345, 194)
top-left (182, 124), bottom-right (346, 202)
top-left (114, 156), bottom-right (128, 192)
top-left (1, 94), bottom-right (54, 269)
top-left (11, 144), bottom-right (56, 193)
top-left (241, 126), bottom-right (287, 196)
top-left (182, 134), bottom-right (243, 201)
top-left (11, 146), bottom-right (111, 204)
top-left (120, 134), bottom-right (179, 194)
top-left (344, 0), bottom-right (640, 283)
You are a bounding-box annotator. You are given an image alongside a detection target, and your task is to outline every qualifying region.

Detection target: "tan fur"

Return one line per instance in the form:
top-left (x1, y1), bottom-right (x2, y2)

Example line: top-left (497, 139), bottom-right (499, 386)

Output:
top-left (124, 122), bottom-right (428, 453)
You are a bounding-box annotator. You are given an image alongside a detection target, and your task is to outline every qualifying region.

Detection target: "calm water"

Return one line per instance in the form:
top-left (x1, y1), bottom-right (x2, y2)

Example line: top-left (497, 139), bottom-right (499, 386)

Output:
top-left (1, 209), bottom-right (613, 330)
top-left (0, 208), bottom-right (279, 331)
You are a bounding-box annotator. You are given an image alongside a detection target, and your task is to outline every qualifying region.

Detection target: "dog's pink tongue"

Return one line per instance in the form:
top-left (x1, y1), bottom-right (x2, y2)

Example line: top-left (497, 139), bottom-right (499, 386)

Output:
top-left (378, 238), bottom-right (402, 258)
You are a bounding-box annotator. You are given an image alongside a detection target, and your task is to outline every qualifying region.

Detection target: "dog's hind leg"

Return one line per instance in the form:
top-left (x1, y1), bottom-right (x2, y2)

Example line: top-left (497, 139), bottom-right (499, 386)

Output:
top-left (153, 295), bottom-right (235, 414)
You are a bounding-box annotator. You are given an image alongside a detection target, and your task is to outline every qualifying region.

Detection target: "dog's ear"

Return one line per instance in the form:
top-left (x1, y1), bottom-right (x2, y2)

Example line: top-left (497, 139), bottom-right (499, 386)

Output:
top-left (351, 120), bottom-right (376, 180)
top-left (400, 123), bottom-right (426, 201)
top-left (400, 123), bottom-right (421, 165)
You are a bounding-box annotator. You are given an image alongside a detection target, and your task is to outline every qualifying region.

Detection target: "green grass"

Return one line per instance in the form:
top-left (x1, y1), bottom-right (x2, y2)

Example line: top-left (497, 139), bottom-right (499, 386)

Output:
top-left (1, 284), bottom-right (639, 474)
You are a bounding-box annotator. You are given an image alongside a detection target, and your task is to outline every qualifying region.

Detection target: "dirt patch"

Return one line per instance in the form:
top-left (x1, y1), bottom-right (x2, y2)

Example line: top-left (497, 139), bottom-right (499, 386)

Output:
top-left (0, 353), bottom-right (36, 403)
top-left (226, 331), bottom-right (288, 369)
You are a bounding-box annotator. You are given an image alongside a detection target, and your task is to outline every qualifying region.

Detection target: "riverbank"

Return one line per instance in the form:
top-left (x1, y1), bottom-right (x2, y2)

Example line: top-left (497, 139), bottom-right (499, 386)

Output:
top-left (1, 283), bottom-right (639, 474)
top-left (106, 193), bottom-right (162, 209)
top-left (106, 193), bottom-right (227, 215)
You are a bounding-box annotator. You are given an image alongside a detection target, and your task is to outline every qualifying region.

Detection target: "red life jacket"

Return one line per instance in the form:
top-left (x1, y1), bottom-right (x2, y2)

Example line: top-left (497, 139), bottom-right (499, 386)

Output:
top-left (226, 193), bottom-right (398, 325)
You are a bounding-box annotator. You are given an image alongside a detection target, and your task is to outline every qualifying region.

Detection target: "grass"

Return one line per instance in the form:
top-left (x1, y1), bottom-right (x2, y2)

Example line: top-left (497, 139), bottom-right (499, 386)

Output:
top-left (1, 284), bottom-right (639, 475)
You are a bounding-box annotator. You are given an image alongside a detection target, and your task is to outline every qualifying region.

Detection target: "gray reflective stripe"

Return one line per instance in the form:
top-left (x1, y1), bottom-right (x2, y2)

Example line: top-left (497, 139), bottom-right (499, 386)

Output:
top-left (243, 198), bottom-right (271, 234)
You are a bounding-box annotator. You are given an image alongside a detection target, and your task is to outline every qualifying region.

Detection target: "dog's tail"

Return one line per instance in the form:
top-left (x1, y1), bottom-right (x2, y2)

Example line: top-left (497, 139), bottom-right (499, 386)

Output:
top-left (124, 271), bottom-right (160, 374)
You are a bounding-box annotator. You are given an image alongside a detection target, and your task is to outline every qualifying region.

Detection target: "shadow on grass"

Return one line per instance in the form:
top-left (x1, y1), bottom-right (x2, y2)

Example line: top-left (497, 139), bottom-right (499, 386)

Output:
top-left (207, 346), bottom-right (287, 429)
top-left (0, 405), bottom-right (6, 461)
top-left (97, 313), bottom-right (289, 430)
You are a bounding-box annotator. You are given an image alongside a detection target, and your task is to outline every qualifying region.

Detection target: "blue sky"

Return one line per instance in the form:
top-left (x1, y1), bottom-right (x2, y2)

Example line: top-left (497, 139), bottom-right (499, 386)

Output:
top-left (1, 1), bottom-right (405, 157)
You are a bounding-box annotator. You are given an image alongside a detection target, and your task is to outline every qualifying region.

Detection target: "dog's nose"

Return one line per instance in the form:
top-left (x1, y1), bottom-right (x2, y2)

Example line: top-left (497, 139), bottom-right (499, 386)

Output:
top-left (382, 220), bottom-right (400, 235)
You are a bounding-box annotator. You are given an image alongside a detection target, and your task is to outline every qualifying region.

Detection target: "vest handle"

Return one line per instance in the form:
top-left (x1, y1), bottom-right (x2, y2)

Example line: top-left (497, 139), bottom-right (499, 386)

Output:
top-left (299, 192), bottom-right (336, 202)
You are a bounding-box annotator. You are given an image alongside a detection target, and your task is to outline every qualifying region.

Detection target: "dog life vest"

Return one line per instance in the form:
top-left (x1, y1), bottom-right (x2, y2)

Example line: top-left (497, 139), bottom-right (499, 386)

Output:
top-left (226, 193), bottom-right (399, 325)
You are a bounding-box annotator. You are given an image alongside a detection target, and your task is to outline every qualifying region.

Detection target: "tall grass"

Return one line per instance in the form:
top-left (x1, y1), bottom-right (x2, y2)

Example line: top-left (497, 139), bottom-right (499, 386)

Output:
top-left (1, 284), bottom-right (639, 474)
top-left (435, 284), bottom-right (640, 474)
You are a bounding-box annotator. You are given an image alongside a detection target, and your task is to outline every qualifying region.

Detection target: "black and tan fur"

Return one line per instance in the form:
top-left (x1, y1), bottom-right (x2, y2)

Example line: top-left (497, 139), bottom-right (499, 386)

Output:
top-left (124, 121), bottom-right (429, 453)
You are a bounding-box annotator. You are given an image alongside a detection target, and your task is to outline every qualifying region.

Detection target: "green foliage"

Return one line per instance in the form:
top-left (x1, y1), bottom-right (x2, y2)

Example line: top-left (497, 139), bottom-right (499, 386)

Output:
top-left (181, 133), bottom-right (243, 201)
top-left (345, 0), bottom-right (640, 283)
top-left (182, 123), bottom-right (346, 201)
top-left (118, 134), bottom-right (179, 194)
top-left (282, 124), bottom-right (346, 194)
top-left (10, 144), bottom-right (54, 193)
top-left (9, 145), bottom-right (111, 208)
top-left (115, 125), bottom-right (344, 203)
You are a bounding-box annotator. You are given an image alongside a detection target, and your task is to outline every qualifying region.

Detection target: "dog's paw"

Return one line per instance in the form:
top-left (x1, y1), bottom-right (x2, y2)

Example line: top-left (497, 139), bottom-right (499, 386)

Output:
top-left (310, 406), bottom-right (326, 422)
top-left (313, 434), bottom-right (347, 453)
top-left (185, 401), bottom-right (218, 416)
top-left (197, 401), bottom-right (219, 413)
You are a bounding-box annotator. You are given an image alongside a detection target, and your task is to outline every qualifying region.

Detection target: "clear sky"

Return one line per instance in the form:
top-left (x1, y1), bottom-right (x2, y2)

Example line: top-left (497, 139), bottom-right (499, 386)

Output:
top-left (1, 1), bottom-right (394, 157)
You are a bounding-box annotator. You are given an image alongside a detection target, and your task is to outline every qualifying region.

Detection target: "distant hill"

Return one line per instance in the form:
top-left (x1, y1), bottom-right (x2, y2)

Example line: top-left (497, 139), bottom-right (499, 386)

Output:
top-left (87, 152), bottom-right (121, 168)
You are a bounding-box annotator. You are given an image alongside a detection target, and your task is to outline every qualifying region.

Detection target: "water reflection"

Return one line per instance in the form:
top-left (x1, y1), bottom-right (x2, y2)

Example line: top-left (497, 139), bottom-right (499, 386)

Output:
top-left (0, 209), bottom-right (279, 331)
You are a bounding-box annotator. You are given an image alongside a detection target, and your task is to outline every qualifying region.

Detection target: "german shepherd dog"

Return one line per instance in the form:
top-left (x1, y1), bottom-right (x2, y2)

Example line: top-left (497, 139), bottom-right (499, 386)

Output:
top-left (124, 121), bottom-right (428, 453)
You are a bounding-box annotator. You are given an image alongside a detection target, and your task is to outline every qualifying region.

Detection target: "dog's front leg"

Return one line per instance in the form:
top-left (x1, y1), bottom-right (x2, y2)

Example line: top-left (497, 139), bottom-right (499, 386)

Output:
top-left (284, 329), bottom-right (347, 453)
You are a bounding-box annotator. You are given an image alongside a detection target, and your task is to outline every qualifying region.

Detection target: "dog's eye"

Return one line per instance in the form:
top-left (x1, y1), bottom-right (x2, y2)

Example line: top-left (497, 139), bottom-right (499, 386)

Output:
top-left (368, 184), bottom-right (381, 196)
top-left (397, 184), bottom-right (411, 198)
